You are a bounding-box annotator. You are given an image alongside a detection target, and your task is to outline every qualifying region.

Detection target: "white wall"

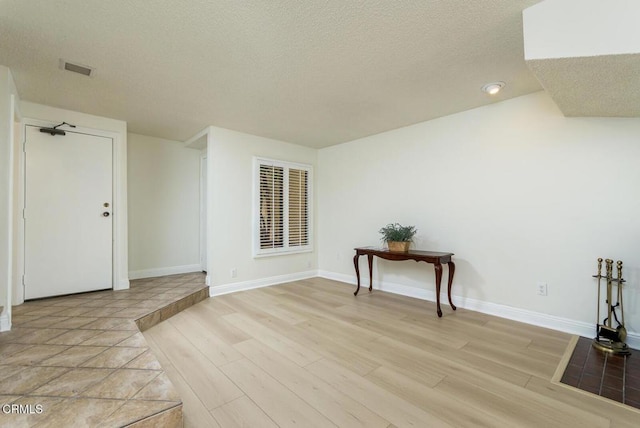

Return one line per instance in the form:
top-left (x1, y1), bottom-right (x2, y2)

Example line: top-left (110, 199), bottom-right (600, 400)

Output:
top-left (127, 133), bottom-right (201, 278)
top-left (0, 66), bottom-right (19, 331)
top-left (318, 91), bottom-right (640, 337)
top-left (19, 101), bottom-right (129, 293)
top-left (206, 126), bottom-right (317, 291)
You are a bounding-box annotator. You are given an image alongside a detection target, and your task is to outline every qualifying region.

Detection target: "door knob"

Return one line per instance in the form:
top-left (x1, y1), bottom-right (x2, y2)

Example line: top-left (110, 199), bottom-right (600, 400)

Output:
top-left (103, 212), bottom-right (110, 217)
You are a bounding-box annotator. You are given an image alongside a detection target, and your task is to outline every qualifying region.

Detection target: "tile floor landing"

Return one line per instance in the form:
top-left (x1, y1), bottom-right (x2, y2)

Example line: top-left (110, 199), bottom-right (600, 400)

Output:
top-left (0, 272), bottom-right (208, 427)
top-left (561, 336), bottom-right (640, 409)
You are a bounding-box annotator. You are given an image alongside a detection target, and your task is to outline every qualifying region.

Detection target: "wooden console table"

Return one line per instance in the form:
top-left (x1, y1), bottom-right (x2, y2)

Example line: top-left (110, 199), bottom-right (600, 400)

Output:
top-left (353, 247), bottom-right (456, 317)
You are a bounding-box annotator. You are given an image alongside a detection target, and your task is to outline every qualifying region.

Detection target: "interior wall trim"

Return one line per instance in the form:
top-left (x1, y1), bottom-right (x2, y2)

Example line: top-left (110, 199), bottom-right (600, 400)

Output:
top-left (209, 270), bottom-right (318, 297)
top-left (129, 264), bottom-right (202, 280)
top-left (0, 313), bottom-right (10, 332)
top-left (317, 270), bottom-right (639, 351)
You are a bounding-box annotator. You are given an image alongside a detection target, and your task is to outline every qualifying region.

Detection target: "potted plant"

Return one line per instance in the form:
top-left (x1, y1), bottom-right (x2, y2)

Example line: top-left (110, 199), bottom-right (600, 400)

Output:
top-left (379, 223), bottom-right (417, 252)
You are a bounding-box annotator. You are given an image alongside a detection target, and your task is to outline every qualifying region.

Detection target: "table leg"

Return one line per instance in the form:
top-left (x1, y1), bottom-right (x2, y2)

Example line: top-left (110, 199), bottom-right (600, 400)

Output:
top-left (353, 254), bottom-right (361, 296)
top-left (367, 254), bottom-right (374, 292)
top-left (434, 262), bottom-right (443, 317)
top-left (447, 261), bottom-right (456, 311)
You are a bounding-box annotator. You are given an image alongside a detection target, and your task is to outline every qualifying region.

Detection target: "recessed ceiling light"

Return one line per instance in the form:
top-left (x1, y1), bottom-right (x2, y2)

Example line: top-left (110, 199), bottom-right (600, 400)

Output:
top-left (482, 81), bottom-right (505, 95)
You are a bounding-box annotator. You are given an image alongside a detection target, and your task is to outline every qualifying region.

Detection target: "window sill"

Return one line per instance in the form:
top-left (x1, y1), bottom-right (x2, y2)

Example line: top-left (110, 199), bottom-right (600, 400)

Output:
top-left (253, 248), bottom-right (313, 258)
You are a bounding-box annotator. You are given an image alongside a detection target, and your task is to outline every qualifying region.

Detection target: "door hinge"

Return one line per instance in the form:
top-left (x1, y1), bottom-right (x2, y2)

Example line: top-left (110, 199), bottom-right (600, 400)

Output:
top-left (22, 275), bottom-right (26, 286)
top-left (22, 141), bottom-right (26, 153)
top-left (22, 208), bottom-right (26, 219)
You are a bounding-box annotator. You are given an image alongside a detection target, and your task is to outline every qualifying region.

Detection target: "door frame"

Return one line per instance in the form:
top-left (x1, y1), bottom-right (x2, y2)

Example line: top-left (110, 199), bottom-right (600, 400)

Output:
top-left (14, 118), bottom-right (129, 304)
top-left (1, 94), bottom-right (21, 331)
top-left (184, 126), bottom-right (211, 287)
top-left (199, 150), bottom-right (207, 273)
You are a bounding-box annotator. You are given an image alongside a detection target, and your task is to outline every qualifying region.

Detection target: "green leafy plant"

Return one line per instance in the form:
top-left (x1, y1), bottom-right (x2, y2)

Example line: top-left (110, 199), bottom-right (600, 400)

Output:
top-left (378, 223), bottom-right (417, 242)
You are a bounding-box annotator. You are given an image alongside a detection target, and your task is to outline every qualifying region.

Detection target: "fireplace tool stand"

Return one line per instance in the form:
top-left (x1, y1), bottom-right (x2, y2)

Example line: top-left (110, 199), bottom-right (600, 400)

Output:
top-left (592, 258), bottom-right (630, 355)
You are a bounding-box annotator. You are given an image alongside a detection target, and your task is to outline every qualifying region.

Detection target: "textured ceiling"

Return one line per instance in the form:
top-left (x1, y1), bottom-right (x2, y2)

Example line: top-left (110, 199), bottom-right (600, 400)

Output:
top-left (527, 54), bottom-right (640, 118)
top-left (523, 1), bottom-right (640, 120)
top-left (0, 0), bottom-right (543, 148)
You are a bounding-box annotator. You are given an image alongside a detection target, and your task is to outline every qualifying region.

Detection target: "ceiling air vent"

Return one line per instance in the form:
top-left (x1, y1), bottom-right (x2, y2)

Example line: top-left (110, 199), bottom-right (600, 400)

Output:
top-left (59, 59), bottom-right (94, 77)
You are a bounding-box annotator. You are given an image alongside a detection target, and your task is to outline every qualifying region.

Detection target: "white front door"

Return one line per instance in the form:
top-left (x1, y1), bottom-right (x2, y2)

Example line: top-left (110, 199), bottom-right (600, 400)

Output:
top-left (24, 125), bottom-right (113, 299)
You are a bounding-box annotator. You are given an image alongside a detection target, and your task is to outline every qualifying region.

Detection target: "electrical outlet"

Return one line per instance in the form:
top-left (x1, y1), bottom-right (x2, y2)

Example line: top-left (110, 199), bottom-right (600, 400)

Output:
top-left (536, 282), bottom-right (547, 296)
top-left (231, 268), bottom-right (237, 278)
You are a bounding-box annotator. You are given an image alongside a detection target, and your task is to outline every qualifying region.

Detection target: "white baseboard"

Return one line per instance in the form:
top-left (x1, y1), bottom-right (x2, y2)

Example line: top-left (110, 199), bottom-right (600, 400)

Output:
top-left (210, 270), bottom-right (318, 297)
top-left (115, 279), bottom-right (130, 290)
top-left (129, 264), bottom-right (203, 280)
top-left (317, 270), bottom-right (640, 350)
top-left (0, 312), bottom-right (11, 332)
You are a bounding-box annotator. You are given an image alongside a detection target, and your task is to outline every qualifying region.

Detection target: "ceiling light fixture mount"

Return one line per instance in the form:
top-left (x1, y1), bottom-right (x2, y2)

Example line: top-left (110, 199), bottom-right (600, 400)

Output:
top-left (482, 81), bottom-right (505, 95)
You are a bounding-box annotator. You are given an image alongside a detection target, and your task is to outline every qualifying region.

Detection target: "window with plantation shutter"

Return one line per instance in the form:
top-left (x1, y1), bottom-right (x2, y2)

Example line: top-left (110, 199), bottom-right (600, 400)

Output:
top-left (259, 164), bottom-right (284, 250)
top-left (288, 168), bottom-right (309, 247)
top-left (254, 158), bottom-right (312, 257)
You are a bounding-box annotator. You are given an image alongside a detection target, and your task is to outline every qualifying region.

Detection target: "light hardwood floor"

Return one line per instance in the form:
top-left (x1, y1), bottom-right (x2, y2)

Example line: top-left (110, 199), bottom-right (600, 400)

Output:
top-left (143, 278), bottom-right (640, 428)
